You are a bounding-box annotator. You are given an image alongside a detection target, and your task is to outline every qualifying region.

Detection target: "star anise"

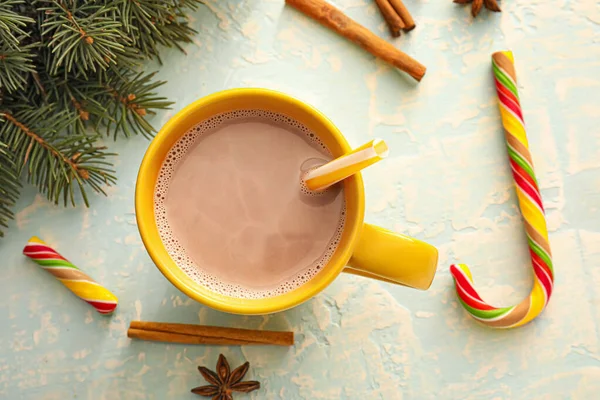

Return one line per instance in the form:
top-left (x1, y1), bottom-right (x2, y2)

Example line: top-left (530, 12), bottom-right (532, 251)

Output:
top-left (454, 0), bottom-right (501, 18)
top-left (192, 354), bottom-right (260, 400)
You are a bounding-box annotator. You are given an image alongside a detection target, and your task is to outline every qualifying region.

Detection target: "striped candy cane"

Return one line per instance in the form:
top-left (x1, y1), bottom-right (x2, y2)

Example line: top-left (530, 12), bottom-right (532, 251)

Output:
top-left (23, 236), bottom-right (118, 314)
top-left (449, 51), bottom-right (554, 328)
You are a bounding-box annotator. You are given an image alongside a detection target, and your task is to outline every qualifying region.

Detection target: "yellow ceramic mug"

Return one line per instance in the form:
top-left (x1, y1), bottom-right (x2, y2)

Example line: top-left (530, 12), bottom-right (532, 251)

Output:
top-left (135, 89), bottom-right (438, 315)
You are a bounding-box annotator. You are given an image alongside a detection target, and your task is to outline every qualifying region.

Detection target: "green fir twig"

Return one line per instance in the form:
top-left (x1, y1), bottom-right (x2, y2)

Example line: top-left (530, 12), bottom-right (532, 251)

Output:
top-left (0, 0), bottom-right (204, 238)
top-left (0, 141), bottom-right (21, 237)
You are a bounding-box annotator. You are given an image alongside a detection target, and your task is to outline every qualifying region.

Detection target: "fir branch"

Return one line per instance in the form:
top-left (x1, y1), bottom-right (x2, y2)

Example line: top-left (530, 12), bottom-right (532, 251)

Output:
top-left (40, 1), bottom-right (128, 74)
top-left (0, 141), bottom-right (21, 237)
top-left (0, 0), bottom-right (207, 238)
top-left (153, 15), bottom-right (197, 54)
top-left (0, 0), bottom-right (35, 50)
top-left (174, 0), bottom-right (205, 12)
top-left (0, 40), bottom-right (36, 93)
top-left (0, 105), bottom-right (117, 207)
top-left (100, 68), bottom-right (173, 139)
top-left (33, 66), bottom-right (110, 135)
top-left (117, 0), bottom-right (201, 61)
top-left (118, 0), bottom-right (176, 59)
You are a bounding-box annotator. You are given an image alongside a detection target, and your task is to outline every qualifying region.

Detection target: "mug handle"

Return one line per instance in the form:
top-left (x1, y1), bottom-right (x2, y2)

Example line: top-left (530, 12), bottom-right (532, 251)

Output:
top-left (344, 223), bottom-right (438, 290)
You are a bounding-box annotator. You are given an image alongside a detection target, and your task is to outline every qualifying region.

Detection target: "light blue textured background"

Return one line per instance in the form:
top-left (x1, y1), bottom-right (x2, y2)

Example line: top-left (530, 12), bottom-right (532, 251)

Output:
top-left (1, 0), bottom-right (600, 398)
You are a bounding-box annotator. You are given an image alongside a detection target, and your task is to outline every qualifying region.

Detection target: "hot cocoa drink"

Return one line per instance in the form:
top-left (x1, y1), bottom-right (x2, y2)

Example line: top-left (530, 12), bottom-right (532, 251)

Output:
top-left (154, 110), bottom-right (346, 299)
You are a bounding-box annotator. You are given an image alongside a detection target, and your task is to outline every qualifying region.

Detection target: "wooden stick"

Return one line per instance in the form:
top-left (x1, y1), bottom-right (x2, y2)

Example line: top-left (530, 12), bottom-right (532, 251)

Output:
top-left (128, 321), bottom-right (294, 346)
top-left (286, 0), bottom-right (426, 81)
top-left (389, 0), bottom-right (416, 31)
top-left (374, 0), bottom-right (404, 37)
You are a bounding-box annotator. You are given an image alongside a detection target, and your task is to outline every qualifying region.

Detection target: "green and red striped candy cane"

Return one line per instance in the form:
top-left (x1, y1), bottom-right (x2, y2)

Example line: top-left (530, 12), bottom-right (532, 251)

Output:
top-left (449, 51), bottom-right (554, 329)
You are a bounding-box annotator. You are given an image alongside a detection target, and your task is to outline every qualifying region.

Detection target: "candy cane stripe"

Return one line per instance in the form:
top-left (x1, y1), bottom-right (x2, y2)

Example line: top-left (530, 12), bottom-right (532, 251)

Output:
top-left (449, 51), bottom-right (554, 329)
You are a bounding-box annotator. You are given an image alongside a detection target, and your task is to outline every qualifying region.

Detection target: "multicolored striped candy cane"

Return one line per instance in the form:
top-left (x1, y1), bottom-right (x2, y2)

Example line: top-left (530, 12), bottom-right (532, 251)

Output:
top-left (23, 236), bottom-right (118, 314)
top-left (449, 51), bottom-right (554, 328)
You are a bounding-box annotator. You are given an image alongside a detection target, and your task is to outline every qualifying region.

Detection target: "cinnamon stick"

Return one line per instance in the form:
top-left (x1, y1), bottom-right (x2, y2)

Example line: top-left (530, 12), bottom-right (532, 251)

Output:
top-left (128, 329), bottom-right (260, 345)
top-left (389, 0), bottom-right (416, 31)
top-left (128, 321), bottom-right (294, 346)
top-left (286, 0), bottom-right (426, 81)
top-left (374, 0), bottom-right (404, 37)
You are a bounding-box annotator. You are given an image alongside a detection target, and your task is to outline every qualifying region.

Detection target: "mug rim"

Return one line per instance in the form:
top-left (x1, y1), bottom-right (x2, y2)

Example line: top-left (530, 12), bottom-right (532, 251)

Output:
top-left (135, 88), bottom-right (365, 314)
